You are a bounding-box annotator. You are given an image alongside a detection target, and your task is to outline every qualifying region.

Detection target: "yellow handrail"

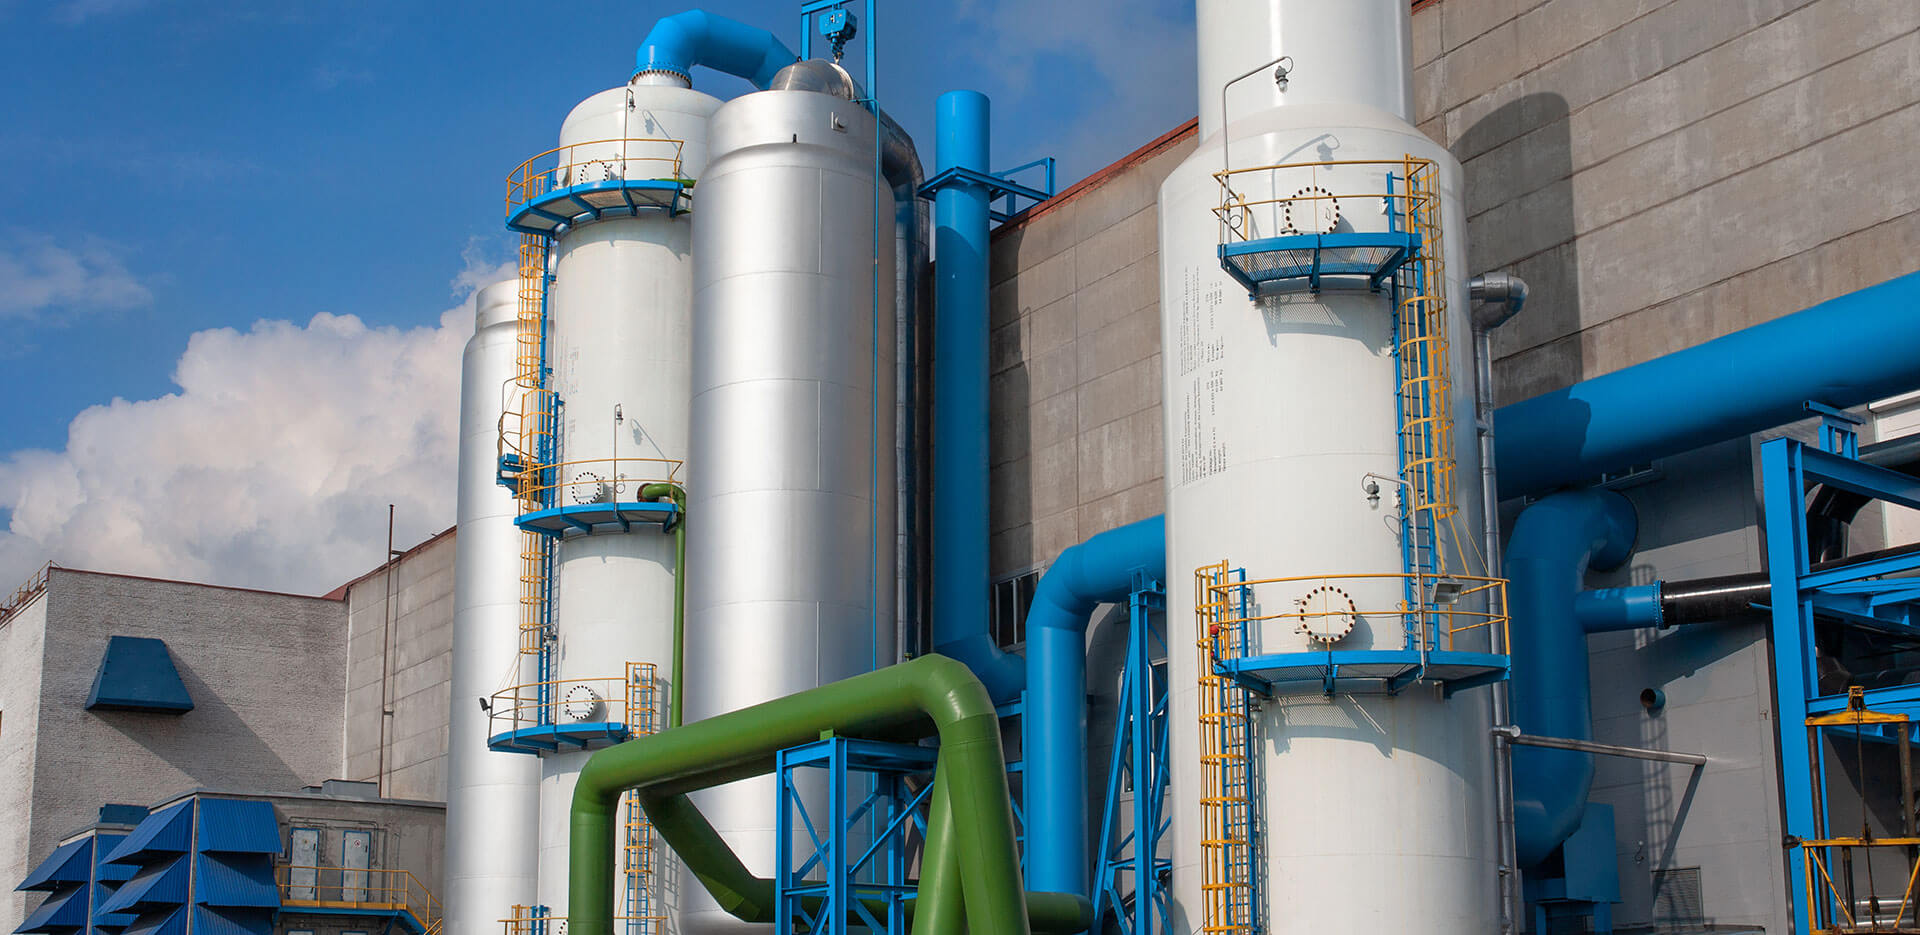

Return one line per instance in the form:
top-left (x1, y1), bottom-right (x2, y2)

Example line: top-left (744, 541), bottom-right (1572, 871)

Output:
top-left (1196, 571), bottom-right (1510, 653)
top-left (511, 456), bottom-right (685, 509)
top-left (279, 865), bottom-right (439, 930)
top-left (501, 912), bottom-right (667, 935)
top-left (505, 137), bottom-right (689, 215)
top-left (487, 664), bottom-right (658, 738)
top-left (1800, 838), bottom-right (1920, 933)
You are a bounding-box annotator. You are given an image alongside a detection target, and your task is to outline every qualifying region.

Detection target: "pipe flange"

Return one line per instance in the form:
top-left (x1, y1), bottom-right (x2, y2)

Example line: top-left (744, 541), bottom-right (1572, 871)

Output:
top-left (1295, 585), bottom-right (1358, 644)
top-left (562, 684), bottom-right (604, 723)
top-left (1285, 185), bottom-right (1340, 235)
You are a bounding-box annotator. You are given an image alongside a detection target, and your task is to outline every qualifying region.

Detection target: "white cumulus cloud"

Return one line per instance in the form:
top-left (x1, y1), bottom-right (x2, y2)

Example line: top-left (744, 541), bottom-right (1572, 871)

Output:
top-left (0, 235), bottom-right (153, 318)
top-left (0, 260), bottom-right (511, 596)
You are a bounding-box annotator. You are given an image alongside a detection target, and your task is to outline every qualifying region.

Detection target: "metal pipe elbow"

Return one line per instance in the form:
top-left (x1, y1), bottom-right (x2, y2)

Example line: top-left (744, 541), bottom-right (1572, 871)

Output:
top-left (633, 10), bottom-right (798, 90)
top-left (1506, 489), bottom-right (1637, 867)
top-left (1469, 271), bottom-right (1529, 331)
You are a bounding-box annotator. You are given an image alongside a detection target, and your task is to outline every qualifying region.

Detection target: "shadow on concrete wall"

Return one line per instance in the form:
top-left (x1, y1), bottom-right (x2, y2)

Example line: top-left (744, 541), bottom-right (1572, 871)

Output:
top-left (1454, 92), bottom-right (1583, 405)
top-left (93, 654), bottom-right (304, 795)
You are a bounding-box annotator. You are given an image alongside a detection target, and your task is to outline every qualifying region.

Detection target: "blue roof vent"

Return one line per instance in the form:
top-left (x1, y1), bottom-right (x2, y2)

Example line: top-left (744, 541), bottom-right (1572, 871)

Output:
top-left (86, 637), bottom-right (193, 714)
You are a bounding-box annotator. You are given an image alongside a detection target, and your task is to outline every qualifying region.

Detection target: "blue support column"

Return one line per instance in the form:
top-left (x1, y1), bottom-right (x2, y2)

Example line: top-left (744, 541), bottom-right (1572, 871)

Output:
top-left (1092, 577), bottom-right (1170, 935)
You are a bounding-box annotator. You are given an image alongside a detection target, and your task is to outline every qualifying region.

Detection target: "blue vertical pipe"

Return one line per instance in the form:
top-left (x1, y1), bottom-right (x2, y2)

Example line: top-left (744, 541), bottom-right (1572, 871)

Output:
top-left (1507, 490), bottom-right (1638, 867)
top-left (1024, 516), bottom-right (1165, 902)
top-left (930, 90), bottom-right (1025, 701)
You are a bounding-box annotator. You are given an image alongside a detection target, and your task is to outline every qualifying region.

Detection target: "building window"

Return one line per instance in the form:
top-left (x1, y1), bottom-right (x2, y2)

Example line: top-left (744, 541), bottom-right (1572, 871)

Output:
top-left (991, 569), bottom-right (1041, 650)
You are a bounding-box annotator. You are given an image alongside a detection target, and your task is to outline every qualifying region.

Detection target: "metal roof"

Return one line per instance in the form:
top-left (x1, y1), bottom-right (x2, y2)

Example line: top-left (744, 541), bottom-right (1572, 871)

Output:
top-left (15, 839), bottom-right (91, 892)
top-left (192, 801), bottom-right (278, 855)
top-left (103, 803), bottom-right (190, 866)
top-left (189, 855), bottom-right (277, 910)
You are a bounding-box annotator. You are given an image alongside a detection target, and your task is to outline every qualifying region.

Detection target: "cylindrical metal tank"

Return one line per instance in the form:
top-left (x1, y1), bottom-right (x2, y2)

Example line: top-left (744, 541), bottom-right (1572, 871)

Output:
top-left (535, 77), bottom-right (721, 917)
top-left (446, 280), bottom-right (540, 935)
top-left (1161, 1), bottom-right (1497, 932)
top-left (681, 73), bottom-right (898, 935)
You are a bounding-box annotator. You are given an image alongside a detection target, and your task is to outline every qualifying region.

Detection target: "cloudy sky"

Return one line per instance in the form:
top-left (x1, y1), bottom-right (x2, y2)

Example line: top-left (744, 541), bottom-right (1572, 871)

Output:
top-left (0, 0), bottom-right (1197, 595)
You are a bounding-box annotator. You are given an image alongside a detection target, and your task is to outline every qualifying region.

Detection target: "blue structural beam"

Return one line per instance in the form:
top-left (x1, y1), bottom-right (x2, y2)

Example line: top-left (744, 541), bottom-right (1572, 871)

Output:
top-left (1023, 516), bottom-right (1164, 902)
top-left (632, 10), bottom-right (798, 89)
top-left (1507, 490), bottom-right (1638, 868)
top-left (1496, 272), bottom-right (1920, 499)
top-left (929, 90), bottom-right (1024, 702)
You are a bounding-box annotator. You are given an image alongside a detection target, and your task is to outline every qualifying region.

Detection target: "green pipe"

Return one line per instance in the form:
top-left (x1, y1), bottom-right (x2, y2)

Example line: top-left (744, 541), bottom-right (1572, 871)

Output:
top-left (909, 760), bottom-right (964, 935)
top-left (637, 482), bottom-right (686, 728)
top-left (569, 655), bottom-right (1087, 935)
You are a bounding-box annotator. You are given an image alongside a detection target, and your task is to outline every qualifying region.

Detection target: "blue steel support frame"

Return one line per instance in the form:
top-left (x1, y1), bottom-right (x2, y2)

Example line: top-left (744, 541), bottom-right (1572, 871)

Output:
top-left (774, 737), bottom-right (936, 935)
top-left (1091, 576), bottom-right (1171, 935)
top-left (1763, 436), bottom-right (1920, 935)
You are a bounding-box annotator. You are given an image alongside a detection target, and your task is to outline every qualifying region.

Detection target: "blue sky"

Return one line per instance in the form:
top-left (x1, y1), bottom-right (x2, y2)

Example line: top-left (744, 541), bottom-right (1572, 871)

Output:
top-left (0, 0), bottom-right (1196, 592)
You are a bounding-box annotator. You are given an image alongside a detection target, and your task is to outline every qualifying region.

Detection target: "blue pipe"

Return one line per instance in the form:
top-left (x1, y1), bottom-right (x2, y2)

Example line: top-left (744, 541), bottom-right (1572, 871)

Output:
top-left (1495, 272), bottom-right (1920, 500)
top-left (1023, 515), bottom-right (1165, 902)
top-left (930, 89), bottom-right (1024, 702)
top-left (1573, 583), bottom-right (1663, 632)
top-left (633, 10), bottom-right (797, 89)
top-left (1508, 490), bottom-right (1637, 867)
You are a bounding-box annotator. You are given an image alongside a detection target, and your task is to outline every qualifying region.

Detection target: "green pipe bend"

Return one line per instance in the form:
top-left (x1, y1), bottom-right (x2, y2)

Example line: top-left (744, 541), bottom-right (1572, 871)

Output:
top-left (568, 655), bottom-right (1085, 935)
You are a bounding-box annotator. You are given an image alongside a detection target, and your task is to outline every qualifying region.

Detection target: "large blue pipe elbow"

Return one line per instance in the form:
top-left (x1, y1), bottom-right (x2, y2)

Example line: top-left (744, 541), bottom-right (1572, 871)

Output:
top-left (1024, 515), bottom-right (1165, 900)
top-left (929, 90), bottom-right (1028, 701)
top-left (1508, 490), bottom-right (1637, 867)
top-left (633, 10), bottom-right (797, 89)
top-left (1495, 272), bottom-right (1920, 500)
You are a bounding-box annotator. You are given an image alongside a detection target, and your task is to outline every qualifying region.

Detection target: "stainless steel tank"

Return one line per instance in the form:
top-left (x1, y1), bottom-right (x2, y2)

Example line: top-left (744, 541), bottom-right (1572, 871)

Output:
top-left (681, 69), bottom-right (899, 934)
top-left (445, 279), bottom-right (540, 934)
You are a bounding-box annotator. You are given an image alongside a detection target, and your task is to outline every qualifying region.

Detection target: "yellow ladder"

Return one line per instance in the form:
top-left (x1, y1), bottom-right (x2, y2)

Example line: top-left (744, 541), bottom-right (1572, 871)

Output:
top-left (1397, 158), bottom-right (1459, 534)
top-left (512, 233), bottom-right (554, 656)
top-left (623, 664), bottom-right (663, 935)
top-left (1196, 562), bottom-right (1256, 935)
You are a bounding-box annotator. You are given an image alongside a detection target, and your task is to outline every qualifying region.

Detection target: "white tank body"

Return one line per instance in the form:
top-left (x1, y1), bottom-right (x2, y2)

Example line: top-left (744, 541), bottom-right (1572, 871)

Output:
top-left (680, 84), bottom-right (898, 935)
top-left (1162, 2), bottom-right (1497, 932)
top-left (534, 80), bottom-right (720, 918)
top-left (445, 280), bottom-right (540, 934)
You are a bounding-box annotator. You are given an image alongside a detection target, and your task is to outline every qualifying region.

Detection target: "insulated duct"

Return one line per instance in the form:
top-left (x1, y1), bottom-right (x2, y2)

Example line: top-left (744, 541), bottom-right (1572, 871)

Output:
top-left (1506, 490), bottom-right (1638, 867)
top-left (1022, 515), bottom-right (1165, 901)
top-left (1495, 272), bottom-right (1920, 500)
top-left (632, 10), bottom-right (798, 88)
top-left (929, 89), bottom-right (1025, 701)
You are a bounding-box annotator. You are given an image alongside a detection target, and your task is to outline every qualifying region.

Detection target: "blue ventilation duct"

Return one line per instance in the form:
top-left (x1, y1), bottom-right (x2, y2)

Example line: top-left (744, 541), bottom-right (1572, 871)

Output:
top-left (929, 89), bottom-right (1025, 702)
top-left (1023, 515), bottom-right (1165, 900)
top-left (632, 10), bottom-right (798, 89)
top-left (1495, 271), bottom-right (1920, 499)
top-left (86, 637), bottom-right (192, 714)
top-left (1507, 490), bottom-right (1638, 867)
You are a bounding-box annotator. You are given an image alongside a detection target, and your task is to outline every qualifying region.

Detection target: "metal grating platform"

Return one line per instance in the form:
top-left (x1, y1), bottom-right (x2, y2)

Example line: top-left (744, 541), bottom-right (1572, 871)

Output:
top-left (515, 502), bottom-right (679, 537)
top-left (1218, 231), bottom-right (1419, 296)
top-left (487, 722), bottom-right (632, 755)
top-left (1217, 648), bottom-right (1509, 696)
top-left (506, 179), bottom-right (688, 235)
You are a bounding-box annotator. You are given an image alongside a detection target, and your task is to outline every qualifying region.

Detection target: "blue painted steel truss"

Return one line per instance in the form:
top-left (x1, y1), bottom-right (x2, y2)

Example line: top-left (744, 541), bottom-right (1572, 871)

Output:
top-left (774, 737), bottom-right (937, 935)
top-left (1764, 434), bottom-right (1920, 934)
top-left (1217, 231), bottom-right (1418, 297)
top-left (920, 164), bottom-right (1055, 225)
top-left (1091, 576), bottom-right (1171, 935)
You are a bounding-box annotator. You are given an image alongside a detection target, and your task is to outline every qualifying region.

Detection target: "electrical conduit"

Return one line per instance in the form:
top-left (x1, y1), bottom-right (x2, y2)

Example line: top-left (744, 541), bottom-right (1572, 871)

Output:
top-left (929, 89), bottom-right (1024, 701)
top-left (1506, 490), bottom-right (1637, 867)
top-left (1023, 515), bottom-right (1165, 900)
top-left (567, 655), bottom-right (1091, 935)
top-left (632, 10), bottom-right (798, 89)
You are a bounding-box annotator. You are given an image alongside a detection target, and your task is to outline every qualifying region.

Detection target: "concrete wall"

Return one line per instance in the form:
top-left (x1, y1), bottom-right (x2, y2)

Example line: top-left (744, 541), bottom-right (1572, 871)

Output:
top-left (1410, 0), bottom-right (1920, 404)
top-left (0, 595), bottom-right (49, 935)
top-left (342, 530), bottom-right (455, 803)
top-left (262, 787), bottom-right (446, 935)
top-left (1574, 441), bottom-right (1784, 931)
top-left (15, 570), bottom-right (346, 931)
top-left (987, 126), bottom-right (1195, 580)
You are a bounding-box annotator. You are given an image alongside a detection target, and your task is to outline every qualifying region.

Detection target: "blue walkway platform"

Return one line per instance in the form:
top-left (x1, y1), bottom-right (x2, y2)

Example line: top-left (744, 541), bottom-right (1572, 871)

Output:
top-left (1218, 231), bottom-right (1419, 296)
top-left (506, 179), bottom-right (689, 236)
top-left (515, 502), bottom-right (680, 537)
